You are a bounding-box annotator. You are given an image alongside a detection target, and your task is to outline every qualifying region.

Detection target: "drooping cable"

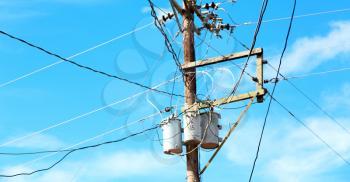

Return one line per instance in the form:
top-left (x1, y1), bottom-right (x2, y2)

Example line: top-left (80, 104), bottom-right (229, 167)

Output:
top-left (0, 126), bottom-right (159, 178)
top-left (148, 0), bottom-right (186, 79)
top-left (0, 22), bottom-right (154, 89)
top-left (0, 76), bottom-right (182, 148)
top-left (268, 92), bottom-right (350, 166)
top-left (248, 0), bottom-right (296, 181)
top-left (267, 63), bottom-right (350, 135)
top-left (0, 30), bottom-right (182, 97)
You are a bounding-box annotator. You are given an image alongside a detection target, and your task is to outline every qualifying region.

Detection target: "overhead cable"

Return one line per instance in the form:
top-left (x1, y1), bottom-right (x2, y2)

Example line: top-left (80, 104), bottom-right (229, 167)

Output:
top-left (248, 0), bottom-right (296, 181)
top-left (0, 126), bottom-right (159, 178)
top-left (0, 30), bottom-right (183, 97)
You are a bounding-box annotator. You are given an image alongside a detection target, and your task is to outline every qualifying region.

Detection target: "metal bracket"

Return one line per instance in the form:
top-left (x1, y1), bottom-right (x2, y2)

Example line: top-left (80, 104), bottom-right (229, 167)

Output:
top-left (182, 48), bottom-right (266, 112)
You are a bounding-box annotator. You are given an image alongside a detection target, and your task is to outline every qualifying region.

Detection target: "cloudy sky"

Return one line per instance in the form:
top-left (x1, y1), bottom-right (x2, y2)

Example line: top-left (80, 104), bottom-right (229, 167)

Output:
top-left (0, 0), bottom-right (349, 182)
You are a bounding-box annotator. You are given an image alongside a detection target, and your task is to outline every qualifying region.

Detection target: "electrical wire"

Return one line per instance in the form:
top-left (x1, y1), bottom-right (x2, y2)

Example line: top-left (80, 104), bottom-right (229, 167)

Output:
top-left (229, 18), bottom-right (350, 173)
top-left (237, 7), bottom-right (350, 27)
top-left (192, 0), bottom-right (269, 119)
top-left (267, 92), bottom-right (350, 166)
top-left (0, 22), bottom-right (154, 89)
top-left (3, 71), bottom-right (209, 170)
top-left (226, 0), bottom-right (269, 99)
top-left (230, 31), bottom-right (350, 136)
top-left (0, 30), bottom-right (183, 97)
top-left (0, 111), bottom-right (162, 157)
top-left (0, 125), bottom-right (159, 178)
top-left (195, 0), bottom-right (269, 107)
top-left (218, 102), bottom-right (257, 110)
top-left (148, 0), bottom-right (186, 79)
top-left (267, 63), bottom-right (350, 135)
top-left (268, 66), bottom-right (350, 81)
top-left (195, 35), bottom-right (255, 79)
top-left (248, 0), bottom-right (296, 180)
top-left (0, 76), bottom-right (182, 148)
top-left (16, 112), bottom-right (164, 170)
top-left (2, 7), bottom-right (348, 89)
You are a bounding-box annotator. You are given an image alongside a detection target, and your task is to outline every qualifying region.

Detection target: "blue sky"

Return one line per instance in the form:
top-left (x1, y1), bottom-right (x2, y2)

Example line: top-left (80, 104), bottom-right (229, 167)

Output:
top-left (0, 0), bottom-right (349, 181)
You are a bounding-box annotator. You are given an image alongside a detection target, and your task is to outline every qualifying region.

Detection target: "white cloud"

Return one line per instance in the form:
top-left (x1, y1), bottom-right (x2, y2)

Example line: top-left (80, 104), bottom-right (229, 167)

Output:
top-left (269, 21), bottom-right (350, 76)
top-left (225, 116), bottom-right (350, 181)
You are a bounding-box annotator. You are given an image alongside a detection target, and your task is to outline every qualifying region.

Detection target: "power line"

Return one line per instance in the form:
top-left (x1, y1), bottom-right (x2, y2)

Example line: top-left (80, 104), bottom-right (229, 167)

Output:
top-left (248, 0), bottom-right (296, 180)
top-left (268, 66), bottom-right (350, 81)
top-left (268, 92), bottom-right (350, 166)
top-left (237, 7), bottom-right (350, 27)
top-left (218, 102), bottom-right (257, 110)
top-left (0, 76), bottom-right (181, 148)
top-left (194, 0), bottom-right (269, 118)
top-left (3, 72), bottom-right (206, 169)
top-left (194, 35), bottom-right (255, 79)
top-left (227, 0), bottom-right (269, 98)
top-left (2, 7), bottom-right (349, 89)
top-left (0, 125), bottom-right (159, 178)
top-left (228, 33), bottom-right (350, 137)
top-left (267, 63), bottom-right (350, 135)
top-left (0, 22), bottom-right (153, 89)
top-left (148, 0), bottom-right (186, 79)
top-left (148, 0), bottom-right (188, 108)
top-left (0, 30), bottom-right (183, 97)
top-left (17, 111), bottom-right (165, 169)
top-left (0, 111), bottom-right (163, 156)
top-left (229, 28), bottom-right (350, 136)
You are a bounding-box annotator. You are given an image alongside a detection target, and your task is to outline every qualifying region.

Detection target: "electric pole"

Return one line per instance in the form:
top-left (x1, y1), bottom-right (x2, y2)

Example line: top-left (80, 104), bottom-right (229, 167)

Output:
top-left (157, 1), bottom-right (266, 181)
top-left (183, 1), bottom-right (200, 182)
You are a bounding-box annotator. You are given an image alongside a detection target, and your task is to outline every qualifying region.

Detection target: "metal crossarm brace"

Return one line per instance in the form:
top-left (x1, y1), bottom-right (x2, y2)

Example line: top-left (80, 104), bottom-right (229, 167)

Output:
top-left (181, 48), bottom-right (263, 70)
top-left (182, 48), bottom-right (266, 112)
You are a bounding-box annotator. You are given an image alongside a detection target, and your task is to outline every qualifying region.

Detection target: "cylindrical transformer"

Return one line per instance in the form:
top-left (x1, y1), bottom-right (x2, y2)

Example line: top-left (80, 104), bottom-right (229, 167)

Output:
top-left (183, 111), bottom-right (202, 144)
top-left (161, 117), bottom-right (183, 155)
top-left (200, 111), bottom-right (221, 149)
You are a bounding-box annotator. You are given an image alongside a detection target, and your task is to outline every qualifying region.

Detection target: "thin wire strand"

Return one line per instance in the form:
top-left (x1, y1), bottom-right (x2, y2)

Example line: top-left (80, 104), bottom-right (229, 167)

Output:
top-left (267, 63), bottom-right (350, 135)
top-left (268, 92), bottom-right (350, 166)
top-left (249, 0), bottom-right (296, 180)
top-left (237, 7), bottom-right (350, 27)
top-left (0, 76), bottom-right (181, 148)
top-left (0, 29), bottom-right (183, 97)
top-left (5, 72), bottom-right (209, 169)
top-left (148, 0), bottom-right (186, 79)
top-left (5, 111), bottom-right (164, 176)
top-left (0, 22), bottom-right (153, 89)
top-left (0, 111), bottom-right (162, 156)
top-left (0, 126), bottom-right (159, 178)
top-left (2, 7), bottom-right (349, 89)
top-left (274, 67), bottom-right (350, 81)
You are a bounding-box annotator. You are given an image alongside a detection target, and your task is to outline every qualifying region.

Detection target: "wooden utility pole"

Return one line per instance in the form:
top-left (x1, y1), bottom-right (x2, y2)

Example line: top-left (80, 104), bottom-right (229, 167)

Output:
top-left (183, 1), bottom-right (200, 182)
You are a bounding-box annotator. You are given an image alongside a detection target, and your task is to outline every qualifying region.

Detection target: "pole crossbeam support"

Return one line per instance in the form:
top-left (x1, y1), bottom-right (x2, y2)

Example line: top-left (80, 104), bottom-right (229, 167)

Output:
top-left (181, 48), bottom-right (263, 70)
top-left (181, 48), bottom-right (266, 112)
top-left (185, 89), bottom-right (265, 112)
